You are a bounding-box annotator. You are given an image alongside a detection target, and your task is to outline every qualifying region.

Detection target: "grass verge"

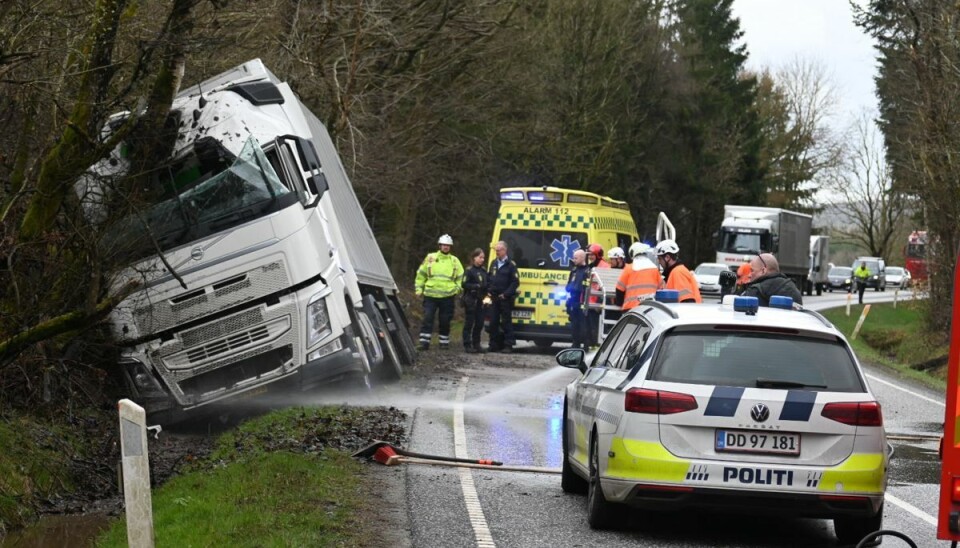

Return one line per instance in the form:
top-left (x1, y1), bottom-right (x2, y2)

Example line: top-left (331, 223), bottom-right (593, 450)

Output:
top-left (820, 299), bottom-right (948, 390)
top-left (95, 405), bottom-right (405, 547)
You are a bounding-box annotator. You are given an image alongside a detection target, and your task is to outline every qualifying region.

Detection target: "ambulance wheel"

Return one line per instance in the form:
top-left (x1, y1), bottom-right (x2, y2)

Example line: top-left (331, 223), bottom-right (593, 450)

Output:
top-left (534, 339), bottom-right (554, 350)
top-left (587, 433), bottom-right (616, 529)
top-left (561, 399), bottom-right (587, 494)
top-left (833, 505), bottom-right (882, 545)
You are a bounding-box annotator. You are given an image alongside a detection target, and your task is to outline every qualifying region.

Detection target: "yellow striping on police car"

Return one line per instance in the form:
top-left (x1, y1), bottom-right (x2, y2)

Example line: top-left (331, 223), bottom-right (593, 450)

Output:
top-left (554, 291), bottom-right (888, 545)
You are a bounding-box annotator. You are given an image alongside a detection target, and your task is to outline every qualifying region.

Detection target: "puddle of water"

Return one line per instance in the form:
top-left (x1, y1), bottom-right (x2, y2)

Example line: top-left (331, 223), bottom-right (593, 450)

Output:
top-left (890, 441), bottom-right (941, 485)
top-left (1, 513), bottom-right (112, 548)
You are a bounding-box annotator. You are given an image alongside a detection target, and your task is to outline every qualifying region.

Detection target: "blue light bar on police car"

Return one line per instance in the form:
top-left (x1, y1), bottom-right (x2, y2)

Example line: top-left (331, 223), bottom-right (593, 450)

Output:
top-left (655, 289), bottom-right (679, 303)
top-left (769, 296), bottom-right (794, 310)
top-left (733, 296), bottom-right (759, 315)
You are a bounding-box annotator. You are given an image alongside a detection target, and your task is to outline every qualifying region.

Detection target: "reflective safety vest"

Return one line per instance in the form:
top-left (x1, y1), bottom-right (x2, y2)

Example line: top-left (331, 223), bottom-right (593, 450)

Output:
top-left (665, 264), bottom-right (702, 303)
top-left (415, 251), bottom-right (464, 298)
top-left (616, 259), bottom-right (662, 310)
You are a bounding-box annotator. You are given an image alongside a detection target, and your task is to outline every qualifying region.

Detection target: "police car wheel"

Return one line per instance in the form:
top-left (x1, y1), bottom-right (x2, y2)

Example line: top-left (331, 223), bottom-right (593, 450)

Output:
top-left (587, 434), bottom-right (616, 529)
top-left (833, 505), bottom-right (882, 546)
top-left (561, 400), bottom-right (587, 494)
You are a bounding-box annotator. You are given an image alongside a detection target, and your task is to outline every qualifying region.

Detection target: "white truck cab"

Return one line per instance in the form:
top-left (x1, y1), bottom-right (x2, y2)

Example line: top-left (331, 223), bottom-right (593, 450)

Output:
top-left (89, 60), bottom-right (415, 423)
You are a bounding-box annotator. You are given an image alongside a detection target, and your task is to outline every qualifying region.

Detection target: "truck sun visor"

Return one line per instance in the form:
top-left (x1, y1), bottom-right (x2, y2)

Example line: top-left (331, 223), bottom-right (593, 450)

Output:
top-left (225, 81), bottom-right (285, 105)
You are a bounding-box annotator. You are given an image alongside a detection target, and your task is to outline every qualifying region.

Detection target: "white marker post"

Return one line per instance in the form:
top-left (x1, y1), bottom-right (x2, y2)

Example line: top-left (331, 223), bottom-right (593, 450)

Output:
top-left (852, 304), bottom-right (872, 341)
top-left (118, 399), bottom-right (155, 548)
top-left (846, 292), bottom-right (852, 316)
top-left (894, 289), bottom-right (899, 308)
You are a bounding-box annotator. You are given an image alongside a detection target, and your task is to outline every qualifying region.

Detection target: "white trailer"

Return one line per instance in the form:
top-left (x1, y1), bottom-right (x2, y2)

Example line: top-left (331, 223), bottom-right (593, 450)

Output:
top-left (89, 60), bottom-right (416, 423)
top-left (806, 235), bottom-right (830, 296)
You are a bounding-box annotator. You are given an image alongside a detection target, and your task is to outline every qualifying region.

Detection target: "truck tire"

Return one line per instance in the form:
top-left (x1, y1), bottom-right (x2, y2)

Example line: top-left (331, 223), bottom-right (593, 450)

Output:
top-left (385, 296), bottom-right (418, 367)
top-left (363, 295), bottom-right (403, 381)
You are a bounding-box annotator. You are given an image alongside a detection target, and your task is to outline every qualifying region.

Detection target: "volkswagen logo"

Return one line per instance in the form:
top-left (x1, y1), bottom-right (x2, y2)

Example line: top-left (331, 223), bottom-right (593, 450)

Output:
top-left (750, 403), bottom-right (770, 423)
top-left (191, 247), bottom-right (204, 261)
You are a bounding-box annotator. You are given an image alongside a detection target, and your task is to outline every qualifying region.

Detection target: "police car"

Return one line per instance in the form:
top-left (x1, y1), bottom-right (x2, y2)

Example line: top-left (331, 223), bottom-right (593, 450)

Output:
top-left (556, 291), bottom-right (888, 545)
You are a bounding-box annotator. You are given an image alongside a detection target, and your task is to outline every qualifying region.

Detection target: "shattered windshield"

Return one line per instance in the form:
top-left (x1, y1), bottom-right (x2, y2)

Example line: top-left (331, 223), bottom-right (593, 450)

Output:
top-left (104, 136), bottom-right (296, 262)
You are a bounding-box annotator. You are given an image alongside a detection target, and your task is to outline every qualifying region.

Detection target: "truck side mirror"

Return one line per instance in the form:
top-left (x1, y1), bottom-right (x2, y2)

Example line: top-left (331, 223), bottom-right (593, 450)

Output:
top-left (307, 173), bottom-right (328, 195)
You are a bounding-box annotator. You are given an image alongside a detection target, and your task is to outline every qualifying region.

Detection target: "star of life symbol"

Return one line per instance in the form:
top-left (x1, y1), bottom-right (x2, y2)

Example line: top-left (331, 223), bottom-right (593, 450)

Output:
top-left (550, 235), bottom-right (581, 267)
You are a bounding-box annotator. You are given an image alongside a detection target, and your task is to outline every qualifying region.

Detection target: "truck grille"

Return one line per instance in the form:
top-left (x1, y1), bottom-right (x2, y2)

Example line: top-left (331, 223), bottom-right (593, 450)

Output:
top-left (179, 345), bottom-right (293, 397)
top-left (162, 315), bottom-right (290, 369)
top-left (132, 260), bottom-right (290, 334)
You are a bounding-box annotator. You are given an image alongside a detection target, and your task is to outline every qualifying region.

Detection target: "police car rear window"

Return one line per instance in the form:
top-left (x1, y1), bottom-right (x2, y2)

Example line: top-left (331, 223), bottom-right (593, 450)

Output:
top-left (649, 331), bottom-right (864, 392)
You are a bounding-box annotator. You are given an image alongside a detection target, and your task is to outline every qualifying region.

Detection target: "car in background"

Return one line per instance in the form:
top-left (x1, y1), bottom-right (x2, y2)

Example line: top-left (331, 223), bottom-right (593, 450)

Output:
top-left (826, 266), bottom-right (852, 292)
top-left (885, 266), bottom-right (911, 289)
top-left (851, 257), bottom-right (886, 291)
top-left (693, 262), bottom-right (732, 297)
top-left (555, 292), bottom-right (888, 545)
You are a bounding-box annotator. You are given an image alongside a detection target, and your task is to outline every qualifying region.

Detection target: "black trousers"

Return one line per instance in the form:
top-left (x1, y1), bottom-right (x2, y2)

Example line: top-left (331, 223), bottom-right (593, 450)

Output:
top-left (568, 308), bottom-right (587, 349)
top-left (488, 297), bottom-right (515, 350)
top-left (857, 281), bottom-right (867, 304)
top-left (419, 296), bottom-right (455, 348)
top-left (462, 302), bottom-right (484, 349)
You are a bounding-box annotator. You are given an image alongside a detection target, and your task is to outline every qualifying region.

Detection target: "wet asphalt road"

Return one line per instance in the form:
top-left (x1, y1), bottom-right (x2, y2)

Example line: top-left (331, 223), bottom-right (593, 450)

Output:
top-left (379, 290), bottom-right (945, 547)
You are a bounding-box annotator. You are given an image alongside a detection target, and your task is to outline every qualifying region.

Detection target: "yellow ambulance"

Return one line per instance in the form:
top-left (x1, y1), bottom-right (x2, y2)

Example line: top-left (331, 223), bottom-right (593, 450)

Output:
top-left (491, 187), bottom-right (639, 348)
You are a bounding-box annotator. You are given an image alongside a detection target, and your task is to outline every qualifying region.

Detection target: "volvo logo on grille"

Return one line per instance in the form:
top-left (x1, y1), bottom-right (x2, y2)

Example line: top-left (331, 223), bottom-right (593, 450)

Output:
top-left (750, 403), bottom-right (770, 423)
top-left (191, 247), bottom-right (204, 261)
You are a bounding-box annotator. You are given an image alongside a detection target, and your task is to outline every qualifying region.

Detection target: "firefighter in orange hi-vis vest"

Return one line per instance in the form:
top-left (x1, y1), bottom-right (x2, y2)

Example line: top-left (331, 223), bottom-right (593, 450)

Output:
top-left (616, 242), bottom-right (662, 310)
top-left (654, 239), bottom-right (702, 303)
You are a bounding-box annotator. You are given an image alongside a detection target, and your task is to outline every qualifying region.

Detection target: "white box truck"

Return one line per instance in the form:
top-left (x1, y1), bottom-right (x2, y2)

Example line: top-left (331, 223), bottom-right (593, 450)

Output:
top-left (715, 205), bottom-right (813, 291)
top-left (84, 60), bottom-right (416, 423)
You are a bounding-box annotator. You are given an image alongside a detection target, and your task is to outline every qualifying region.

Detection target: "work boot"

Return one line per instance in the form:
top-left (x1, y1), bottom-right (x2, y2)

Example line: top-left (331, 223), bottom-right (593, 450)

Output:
top-left (419, 343), bottom-right (429, 351)
top-left (501, 346), bottom-right (513, 354)
top-left (439, 344), bottom-right (449, 350)
top-left (464, 346), bottom-right (477, 354)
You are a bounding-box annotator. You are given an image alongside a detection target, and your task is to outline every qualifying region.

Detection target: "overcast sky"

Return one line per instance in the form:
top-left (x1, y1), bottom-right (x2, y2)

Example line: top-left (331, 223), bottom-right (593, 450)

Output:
top-left (732, 0), bottom-right (878, 130)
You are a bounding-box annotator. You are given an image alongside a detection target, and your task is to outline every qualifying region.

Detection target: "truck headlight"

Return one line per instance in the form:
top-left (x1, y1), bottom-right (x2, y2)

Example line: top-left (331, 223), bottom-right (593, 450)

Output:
top-left (306, 294), bottom-right (332, 347)
top-left (121, 358), bottom-right (166, 397)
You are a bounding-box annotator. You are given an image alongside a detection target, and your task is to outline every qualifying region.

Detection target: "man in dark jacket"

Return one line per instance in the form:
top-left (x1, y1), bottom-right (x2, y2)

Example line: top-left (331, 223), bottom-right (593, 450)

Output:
top-left (565, 249), bottom-right (589, 349)
top-left (487, 240), bottom-right (520, 352)
top-left (741, 253), bottom-right (803, 306)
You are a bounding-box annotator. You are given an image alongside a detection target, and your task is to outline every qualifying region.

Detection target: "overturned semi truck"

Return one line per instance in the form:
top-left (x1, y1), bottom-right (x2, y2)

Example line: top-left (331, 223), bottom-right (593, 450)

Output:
top-left (83, 60), bottom-right (416, 423)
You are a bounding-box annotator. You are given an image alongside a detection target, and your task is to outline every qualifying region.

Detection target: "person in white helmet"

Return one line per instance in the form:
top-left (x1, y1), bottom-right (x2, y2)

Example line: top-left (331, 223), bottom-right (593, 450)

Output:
top-left (607, 247), bottom-right (626, 269)
top-left (414, 234), bottom-right (464, 350)
top-left (615, 242), bottom-right (662, 310)
top-left (655, 239), bottom-right (702, 303)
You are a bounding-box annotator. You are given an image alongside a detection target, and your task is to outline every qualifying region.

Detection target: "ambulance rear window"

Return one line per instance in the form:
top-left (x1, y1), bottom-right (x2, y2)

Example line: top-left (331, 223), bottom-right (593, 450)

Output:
top-left (567, 194), bottom-right (598, 204)
top-left (499, 229), bottom-right (587, 269)
top-left (527, 191), bottom-right (563, 203)
top-left (649, 331), bottom-right (864, 392)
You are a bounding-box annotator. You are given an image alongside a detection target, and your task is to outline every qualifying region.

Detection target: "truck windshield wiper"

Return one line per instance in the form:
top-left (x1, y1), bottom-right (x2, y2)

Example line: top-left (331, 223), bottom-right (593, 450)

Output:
top-left (755, 378), bottom-right (827, 389)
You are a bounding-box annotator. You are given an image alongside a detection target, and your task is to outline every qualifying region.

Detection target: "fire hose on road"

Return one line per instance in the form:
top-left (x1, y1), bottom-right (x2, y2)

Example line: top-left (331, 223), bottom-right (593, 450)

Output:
top-left (353, 440), bottom-right (560, 474)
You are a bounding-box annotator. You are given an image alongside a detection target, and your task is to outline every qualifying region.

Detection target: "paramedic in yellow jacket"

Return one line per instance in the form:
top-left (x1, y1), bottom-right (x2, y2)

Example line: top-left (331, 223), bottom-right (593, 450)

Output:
top-left (415, 234), bottom-right (464, 350)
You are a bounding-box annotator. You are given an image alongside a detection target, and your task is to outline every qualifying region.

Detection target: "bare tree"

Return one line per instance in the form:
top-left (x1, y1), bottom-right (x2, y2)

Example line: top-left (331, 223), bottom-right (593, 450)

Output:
top-left (825, 111), bottom-right (908, 258)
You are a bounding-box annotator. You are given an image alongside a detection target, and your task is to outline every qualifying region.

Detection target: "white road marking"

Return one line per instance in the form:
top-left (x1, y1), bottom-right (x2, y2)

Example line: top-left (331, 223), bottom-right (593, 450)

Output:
top-left (455, 377), bottom-right (496, 548)
top-left (866, 374), bottom-right (945, 407)
top-left (886, 493), bottom-right (938, 527)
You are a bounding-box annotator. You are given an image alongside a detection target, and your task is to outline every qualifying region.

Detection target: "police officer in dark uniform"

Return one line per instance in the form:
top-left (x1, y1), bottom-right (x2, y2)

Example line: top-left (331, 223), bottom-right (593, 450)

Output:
top-left (461, 248), bottom-right (488, 353)
top-left (487, 240), bottom-right (520, 353)
top-left (565, 249), bottom-right (589, 349)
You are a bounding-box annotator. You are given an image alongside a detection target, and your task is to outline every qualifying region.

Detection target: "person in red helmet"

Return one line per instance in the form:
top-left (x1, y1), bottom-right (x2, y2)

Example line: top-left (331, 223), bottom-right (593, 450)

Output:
top-left (584, 243), bottom-right (610, 346)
